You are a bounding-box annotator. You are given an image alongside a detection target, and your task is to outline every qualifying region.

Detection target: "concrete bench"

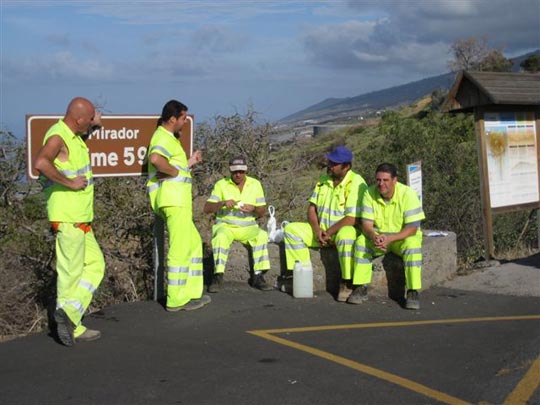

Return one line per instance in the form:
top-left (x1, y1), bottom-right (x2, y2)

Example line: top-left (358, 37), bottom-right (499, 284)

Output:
top-left (214, 230), bottom-right (457, 299)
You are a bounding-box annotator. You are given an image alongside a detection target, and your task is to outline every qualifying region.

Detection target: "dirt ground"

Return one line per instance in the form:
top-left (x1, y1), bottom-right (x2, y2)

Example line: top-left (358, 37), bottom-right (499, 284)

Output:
top-left (442, 253), bottom-right (540, 297)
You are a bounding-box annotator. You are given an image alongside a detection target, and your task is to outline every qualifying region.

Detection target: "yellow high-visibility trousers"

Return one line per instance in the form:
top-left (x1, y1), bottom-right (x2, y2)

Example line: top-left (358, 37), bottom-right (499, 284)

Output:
top-left (353, 233), bottom-right (422, 289)
top-left (212, 223), bottom-right (270, 274)
top-left (283, 222), bottom-right (357, 280)
top-left (161, 206), bottom-right (204, 308)
top-left (55, 223), bottom-right (105, 338)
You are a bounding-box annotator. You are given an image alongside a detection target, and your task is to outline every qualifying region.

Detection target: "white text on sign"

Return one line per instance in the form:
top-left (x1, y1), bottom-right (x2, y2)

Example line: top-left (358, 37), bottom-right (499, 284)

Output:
top-left (88, 127), bottom-right (140, 140)
top-left (90, 146), bottom-right (148, 167)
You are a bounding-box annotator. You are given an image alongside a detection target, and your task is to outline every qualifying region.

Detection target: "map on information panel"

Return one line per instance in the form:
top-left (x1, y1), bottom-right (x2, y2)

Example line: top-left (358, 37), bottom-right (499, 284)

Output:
top-left (484, 111), bottom-right (539, 208)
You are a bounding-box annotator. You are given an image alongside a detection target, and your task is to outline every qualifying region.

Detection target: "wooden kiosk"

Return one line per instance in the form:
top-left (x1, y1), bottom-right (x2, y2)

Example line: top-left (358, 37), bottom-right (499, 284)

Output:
top-left (443, 71), bottom-right (540, 259)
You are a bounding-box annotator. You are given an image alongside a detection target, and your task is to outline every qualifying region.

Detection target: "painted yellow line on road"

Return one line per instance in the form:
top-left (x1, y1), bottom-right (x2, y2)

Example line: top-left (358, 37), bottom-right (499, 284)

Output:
top-left (248, 315), bottom-right (540, 405)
top-left (249, 315), bottom-right (540, 335)
top-left (504, 357), bottom-right (540, 405)
top-left (248, 329), bottom-right (469, 405)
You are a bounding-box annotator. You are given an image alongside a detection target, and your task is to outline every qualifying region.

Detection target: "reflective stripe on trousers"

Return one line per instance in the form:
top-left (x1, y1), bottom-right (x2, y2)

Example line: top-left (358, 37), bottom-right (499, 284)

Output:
top-left (54, 222), bottom-right (105, 338)
top-left (211, 223), bottom-right (270, 273)
top-left (353, 233), bottom-right (422, 289)
top-left (283, 222), bottom-right (357, 280)
top-left (161, 206), bottom-right (203, 307)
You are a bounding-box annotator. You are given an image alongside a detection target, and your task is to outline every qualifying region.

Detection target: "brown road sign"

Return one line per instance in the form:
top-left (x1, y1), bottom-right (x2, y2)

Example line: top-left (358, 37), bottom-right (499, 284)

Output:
top-left (26, 115), bottom-right (193, 180)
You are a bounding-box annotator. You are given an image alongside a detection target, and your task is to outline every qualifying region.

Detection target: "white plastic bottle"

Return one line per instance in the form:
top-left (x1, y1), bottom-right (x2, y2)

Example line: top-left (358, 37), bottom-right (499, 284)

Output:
top-left (293, 260), bottom-right (313, 298)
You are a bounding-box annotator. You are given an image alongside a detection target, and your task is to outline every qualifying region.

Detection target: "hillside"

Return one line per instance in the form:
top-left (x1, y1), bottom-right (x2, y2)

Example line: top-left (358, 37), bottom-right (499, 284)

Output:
top-left (281, 49), bottom-right (540, 125)
top-left (280, 72), bottom-right (455, 124)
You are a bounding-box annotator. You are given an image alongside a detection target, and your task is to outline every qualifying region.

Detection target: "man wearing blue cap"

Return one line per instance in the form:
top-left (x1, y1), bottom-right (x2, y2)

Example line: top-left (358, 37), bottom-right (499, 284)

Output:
top-left (283, 146), bottom-right (367, 302)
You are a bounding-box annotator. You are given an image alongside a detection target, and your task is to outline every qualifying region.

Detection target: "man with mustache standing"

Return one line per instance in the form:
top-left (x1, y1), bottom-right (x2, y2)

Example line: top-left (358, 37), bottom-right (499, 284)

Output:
top-left (147, 99), bottom-right (211, 312)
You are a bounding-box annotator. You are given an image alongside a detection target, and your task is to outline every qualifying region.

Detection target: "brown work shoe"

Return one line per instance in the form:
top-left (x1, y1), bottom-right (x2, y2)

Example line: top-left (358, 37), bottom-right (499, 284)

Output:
top-left (208, 273), bottom-right (224, 293)
top-left (337, 280), bottom-right (353, 302)
top-left (76, 328), bottom-right (101, 342)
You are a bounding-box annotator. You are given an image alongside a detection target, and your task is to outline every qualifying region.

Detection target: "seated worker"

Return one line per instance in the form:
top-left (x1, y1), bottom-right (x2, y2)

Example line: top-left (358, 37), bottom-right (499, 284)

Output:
top-left (351, 163), bottom-right (425, 309)
top-left (283, 146), bottom-right (367, 302)
top-left (203, 156), bottom-right (272, 292)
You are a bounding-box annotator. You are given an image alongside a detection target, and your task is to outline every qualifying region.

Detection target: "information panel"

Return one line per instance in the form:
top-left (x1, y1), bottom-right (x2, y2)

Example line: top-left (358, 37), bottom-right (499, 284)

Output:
top-left (406, 161), bottom-right (423, 207)
top-left (26, 115), bottom-right (193, 179)
top-left (484, 111), bottom-right (539, 208)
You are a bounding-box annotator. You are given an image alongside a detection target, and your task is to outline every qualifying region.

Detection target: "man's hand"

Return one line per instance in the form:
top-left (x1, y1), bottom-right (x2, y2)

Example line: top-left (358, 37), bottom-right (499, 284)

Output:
top-left (188, 150), bottom-right (203, 167)
top-left (374, 234), bottom-right (390, 251)
top-left (317, 229), bottom-right (329, 246)
top-left (239, 203), bottom-right (255, 213)
top-left (92, 111), bottom-right (102, 127)
top-left (69, 175), bottom-right (88, 190)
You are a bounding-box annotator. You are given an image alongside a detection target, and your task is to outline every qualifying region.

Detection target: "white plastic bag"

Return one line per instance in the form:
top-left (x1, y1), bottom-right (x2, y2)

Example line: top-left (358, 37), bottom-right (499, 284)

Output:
top-left (267, 205), bottom-right (277, 241)
top-left (267, 206), bottom-right (288, 243)
top-left (275, 220), bottom-right (289, 243)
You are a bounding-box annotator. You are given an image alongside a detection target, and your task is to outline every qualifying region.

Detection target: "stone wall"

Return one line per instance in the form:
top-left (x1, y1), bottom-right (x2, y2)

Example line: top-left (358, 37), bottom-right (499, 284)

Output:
top-left (212, 230), bottom-right (457, 299)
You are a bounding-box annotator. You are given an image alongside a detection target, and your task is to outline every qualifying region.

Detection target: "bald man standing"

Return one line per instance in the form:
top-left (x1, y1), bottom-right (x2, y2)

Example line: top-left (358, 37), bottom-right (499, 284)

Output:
top-left (34, 97), bottom-right (105, 346)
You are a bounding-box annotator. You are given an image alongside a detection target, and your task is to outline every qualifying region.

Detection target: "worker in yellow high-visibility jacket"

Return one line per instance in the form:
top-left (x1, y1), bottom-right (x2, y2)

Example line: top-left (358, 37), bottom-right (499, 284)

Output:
top-left (147, 99), bottom-right (211, 312)
top-left (283, 146), bottom-right (367, 302)
top-left (34, 97), bottom-right (105, 346)
top-left (204, 156), bottom-right (272, 292)
top-left (351, 163), bottom-right (425, 309)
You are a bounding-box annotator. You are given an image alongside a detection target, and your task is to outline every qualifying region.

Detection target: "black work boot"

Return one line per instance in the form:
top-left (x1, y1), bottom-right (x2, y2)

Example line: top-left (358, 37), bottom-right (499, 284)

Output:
top-left (54, 308), bottom-right (75, 347)
top-left (208, 273), bottom-right (224, 293)
top-left (252, 272), bottom-right (273, 291)
top-left (405, 289), bottom-right (420, 310)
top-left (347, 284), bottom-right (368, 304)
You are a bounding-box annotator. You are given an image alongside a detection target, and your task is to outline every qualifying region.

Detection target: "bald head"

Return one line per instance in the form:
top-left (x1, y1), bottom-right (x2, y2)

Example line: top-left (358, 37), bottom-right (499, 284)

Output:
top-left (64, 97), bottom-right (96, 135)
top-left (66, 97), bottom-right (94, 118)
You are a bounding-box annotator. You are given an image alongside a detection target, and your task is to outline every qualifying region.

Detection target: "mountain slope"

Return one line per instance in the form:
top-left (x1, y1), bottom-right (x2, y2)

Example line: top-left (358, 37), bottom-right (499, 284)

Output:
top-left (280, 49), bottom-right (540, 124)
top-left (280, 72), bottom-right (455, 123)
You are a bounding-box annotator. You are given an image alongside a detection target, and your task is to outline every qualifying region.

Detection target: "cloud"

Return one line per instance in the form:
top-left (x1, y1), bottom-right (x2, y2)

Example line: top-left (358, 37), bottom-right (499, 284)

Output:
top-left (303, 20), bottom-right (379, 68)
top-left (345, 0), bottom-right (540, 51)
top-left (190, 25), bottom-right (248, 54)
top-left (303, 0), bottom-right (539, 75)
top-left (73, 1), bottom-right (308, 25)
top-left (3, 51), bottom-right (114, 82)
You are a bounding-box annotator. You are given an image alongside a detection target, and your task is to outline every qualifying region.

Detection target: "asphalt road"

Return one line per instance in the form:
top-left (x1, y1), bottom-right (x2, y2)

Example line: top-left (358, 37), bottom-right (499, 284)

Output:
top-left (1, 272), bottom-right (539, 405)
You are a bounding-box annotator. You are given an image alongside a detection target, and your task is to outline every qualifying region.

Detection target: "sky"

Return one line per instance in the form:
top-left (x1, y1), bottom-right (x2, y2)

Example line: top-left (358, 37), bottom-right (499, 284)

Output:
top-left (1, 0), bottom-right (539, 137)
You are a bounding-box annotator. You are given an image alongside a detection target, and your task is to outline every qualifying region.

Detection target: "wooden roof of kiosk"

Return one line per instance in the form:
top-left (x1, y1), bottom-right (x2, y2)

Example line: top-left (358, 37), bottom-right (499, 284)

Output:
top-left (442, 71), bottom-right (540, 113)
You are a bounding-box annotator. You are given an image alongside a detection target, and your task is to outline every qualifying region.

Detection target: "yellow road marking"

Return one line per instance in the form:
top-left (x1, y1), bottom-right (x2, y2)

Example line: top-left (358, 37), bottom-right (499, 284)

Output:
top-left (504, 357), bottom-right (540, 405)
top-left (248, 315), bottom-right (540, 405)
top-left (249, 329), bottom-right (469, 405)
top-left (250, 315), bottom-right (540, 334)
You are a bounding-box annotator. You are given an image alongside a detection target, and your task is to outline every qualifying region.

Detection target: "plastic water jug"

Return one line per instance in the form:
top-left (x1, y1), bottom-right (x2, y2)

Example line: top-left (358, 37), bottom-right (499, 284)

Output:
top-left (293, 261), bottom-right (313, 298)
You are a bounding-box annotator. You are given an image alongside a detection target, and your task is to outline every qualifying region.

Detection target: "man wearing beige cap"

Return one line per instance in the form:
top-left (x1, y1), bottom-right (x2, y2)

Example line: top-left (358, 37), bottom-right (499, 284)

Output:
top-left (204, 156), bottom-right (272, 292)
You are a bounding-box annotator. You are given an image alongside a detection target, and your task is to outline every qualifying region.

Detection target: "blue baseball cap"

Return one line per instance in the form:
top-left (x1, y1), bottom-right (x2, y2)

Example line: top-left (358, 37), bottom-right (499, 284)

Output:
top-left (326, 146), bottom-right (353, 163)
